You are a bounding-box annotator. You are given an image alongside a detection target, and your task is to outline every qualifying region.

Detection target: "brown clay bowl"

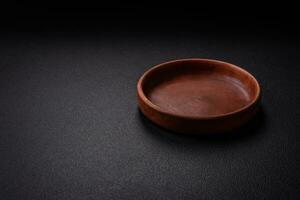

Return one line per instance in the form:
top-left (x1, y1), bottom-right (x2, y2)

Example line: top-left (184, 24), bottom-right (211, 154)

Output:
top-left (137, 58), bottom-right (261, 134)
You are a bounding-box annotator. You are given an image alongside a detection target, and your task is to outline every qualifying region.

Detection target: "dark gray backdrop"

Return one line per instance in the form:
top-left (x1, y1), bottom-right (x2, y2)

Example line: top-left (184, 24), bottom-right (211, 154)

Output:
top-left (0, 24), bottom-right (299, 200)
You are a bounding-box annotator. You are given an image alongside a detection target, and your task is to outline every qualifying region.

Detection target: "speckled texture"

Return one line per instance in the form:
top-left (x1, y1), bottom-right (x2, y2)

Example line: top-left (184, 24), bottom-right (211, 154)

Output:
top-left (0, 32), bottom-right (299, 200)
top-left (147, 66), bottom-right (254, 117)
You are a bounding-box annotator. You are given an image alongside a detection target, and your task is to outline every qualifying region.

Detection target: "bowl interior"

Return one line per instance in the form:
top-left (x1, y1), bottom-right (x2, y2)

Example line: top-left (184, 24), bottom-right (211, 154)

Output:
top-left (141, 60), bottom-right (259, 117)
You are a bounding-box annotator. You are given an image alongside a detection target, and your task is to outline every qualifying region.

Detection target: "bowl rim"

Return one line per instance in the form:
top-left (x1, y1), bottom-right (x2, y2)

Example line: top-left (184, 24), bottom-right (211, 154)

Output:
top-left (137, 58), bottom-right (261, 120)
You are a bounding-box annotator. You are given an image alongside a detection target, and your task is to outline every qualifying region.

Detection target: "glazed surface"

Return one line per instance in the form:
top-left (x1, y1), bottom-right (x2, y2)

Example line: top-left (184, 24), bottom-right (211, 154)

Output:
top-left (147, 73), bottom-right (251, 117)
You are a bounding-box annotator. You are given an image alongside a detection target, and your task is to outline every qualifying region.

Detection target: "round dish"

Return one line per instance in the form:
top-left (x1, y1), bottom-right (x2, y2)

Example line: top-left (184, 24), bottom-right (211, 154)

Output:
top-left (137, 58), bottom-right (261, 134)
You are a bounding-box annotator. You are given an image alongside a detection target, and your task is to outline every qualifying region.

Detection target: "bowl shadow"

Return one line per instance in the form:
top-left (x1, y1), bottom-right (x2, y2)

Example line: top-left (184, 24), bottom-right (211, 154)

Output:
top-left (137, 107), bottom-right (266, 145)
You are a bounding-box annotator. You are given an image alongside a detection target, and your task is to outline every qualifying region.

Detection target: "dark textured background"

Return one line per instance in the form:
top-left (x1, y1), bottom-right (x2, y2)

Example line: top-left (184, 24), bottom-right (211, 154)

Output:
top-left (0, 2), bottom-right (300, 199)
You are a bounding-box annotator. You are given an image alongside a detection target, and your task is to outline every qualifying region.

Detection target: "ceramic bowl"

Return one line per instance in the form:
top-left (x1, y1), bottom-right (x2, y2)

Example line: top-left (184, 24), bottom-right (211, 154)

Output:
top-left (137, 58), bottom-right (261, 134)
